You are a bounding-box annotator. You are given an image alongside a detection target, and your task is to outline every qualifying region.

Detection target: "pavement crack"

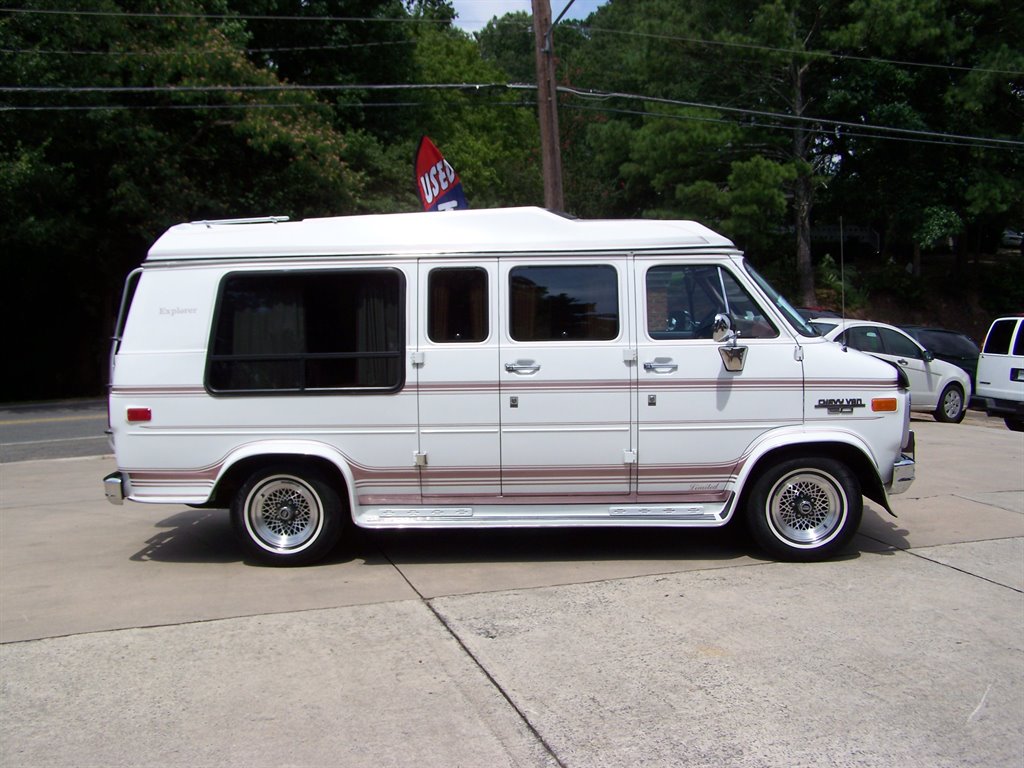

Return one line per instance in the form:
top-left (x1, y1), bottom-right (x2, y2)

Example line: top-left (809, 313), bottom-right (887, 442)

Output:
top-left (375, 543), bottom-right (567, 768)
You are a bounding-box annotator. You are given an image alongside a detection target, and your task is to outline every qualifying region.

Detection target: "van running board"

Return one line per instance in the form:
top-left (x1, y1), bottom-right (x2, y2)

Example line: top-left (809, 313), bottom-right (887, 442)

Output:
top-left (357, 501), bottom-right (730, 528)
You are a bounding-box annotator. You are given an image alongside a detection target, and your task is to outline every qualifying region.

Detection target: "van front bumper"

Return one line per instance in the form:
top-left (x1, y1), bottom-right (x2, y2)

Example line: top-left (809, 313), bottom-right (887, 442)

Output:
top-left (887, 455), bottom-right (915, 496)
top-left (104, 472), bottom-right (125, 505)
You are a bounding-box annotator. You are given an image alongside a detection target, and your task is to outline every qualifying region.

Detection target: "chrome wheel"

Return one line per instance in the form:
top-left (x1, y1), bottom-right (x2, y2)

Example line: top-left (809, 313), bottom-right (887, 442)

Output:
top-left (243, 474), bottom-right (324, 554)
top-left (766, 470), bottom-right (846, 546)
top-left (746, 457), bottom-right (861, 561)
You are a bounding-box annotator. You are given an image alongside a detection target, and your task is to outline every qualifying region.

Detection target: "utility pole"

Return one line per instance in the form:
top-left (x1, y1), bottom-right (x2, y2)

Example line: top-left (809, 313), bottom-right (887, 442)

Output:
top-left (532, 0), bottom-right (564, 211)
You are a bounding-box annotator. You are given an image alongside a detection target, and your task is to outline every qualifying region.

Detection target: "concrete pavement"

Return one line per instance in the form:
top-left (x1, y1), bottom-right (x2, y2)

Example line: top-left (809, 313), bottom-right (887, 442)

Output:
top-left (1, 418), bottom-right (1022, 767)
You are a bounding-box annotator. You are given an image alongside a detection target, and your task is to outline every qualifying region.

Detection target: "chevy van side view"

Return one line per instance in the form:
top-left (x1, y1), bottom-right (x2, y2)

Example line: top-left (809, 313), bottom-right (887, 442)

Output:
top-left (103, 207), bottom-right (915, 565)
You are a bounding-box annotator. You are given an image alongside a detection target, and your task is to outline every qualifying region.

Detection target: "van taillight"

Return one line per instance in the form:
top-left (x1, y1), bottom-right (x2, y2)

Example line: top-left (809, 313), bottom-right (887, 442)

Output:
top-left (127, 407), bottom-right (152, 423)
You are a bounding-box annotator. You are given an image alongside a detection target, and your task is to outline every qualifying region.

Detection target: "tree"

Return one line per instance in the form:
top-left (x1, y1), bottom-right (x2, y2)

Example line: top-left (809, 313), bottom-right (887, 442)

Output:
top-left (0, 0), bottom-right (379, 400)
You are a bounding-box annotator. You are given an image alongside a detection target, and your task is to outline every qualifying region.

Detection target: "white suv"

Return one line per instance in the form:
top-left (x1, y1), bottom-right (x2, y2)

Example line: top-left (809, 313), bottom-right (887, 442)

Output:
top-left (975, 315), bottom-right (1024, 431)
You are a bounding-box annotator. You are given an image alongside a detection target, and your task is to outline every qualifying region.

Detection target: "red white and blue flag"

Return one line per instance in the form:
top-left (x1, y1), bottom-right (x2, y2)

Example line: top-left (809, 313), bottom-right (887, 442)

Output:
top-left (415, 135), bottom-right (468, 211)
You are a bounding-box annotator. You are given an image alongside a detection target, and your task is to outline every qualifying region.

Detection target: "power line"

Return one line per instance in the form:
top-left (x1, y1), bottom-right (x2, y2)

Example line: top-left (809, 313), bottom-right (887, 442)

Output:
top-left (0, 7), bottom-right (444, 24)
top-left (570, 24), bottom-right (1024, 77)
top-left (560, 102), bottom-right (1019, 152)
top-left (550, 85), bottom-right (1024, 150)
top-left (2, 83), bottom-right (505, 94)
top-left (4, 79), bottom-right (1018, 151)
top-left (1, 40), bottom-right (418, 56)
top-left (3, 6), bottom-right (1019, 76)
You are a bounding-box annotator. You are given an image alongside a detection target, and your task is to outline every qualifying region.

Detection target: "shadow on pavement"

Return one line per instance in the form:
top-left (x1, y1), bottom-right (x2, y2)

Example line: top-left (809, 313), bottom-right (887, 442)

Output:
top-left (127, 505), bottom-right (902, 567)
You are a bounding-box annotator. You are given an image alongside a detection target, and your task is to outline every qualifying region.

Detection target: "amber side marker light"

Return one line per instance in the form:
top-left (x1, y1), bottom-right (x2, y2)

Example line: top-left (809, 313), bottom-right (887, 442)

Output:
top-left (127, 407), bottom-right (152, 422)
top-left (872, 398), bottom-right (898, 412)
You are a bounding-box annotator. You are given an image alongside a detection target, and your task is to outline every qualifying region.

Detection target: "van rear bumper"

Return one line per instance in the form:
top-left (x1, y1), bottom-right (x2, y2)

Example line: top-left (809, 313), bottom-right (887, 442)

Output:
top-left (103, 472), bottom-right (125, 505)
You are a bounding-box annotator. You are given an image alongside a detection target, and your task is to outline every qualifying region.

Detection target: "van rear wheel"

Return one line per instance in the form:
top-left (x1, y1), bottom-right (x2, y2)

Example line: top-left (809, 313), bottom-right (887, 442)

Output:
top-left (746, 457), bottom-right (861, 561)
top-left (231, 464), bottom-right (343, 566)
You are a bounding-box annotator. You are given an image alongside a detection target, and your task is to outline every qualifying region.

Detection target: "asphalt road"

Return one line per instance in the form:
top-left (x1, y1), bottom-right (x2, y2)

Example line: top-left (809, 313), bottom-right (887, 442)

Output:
top-left (0, 399), bottom-right (110, 462)
top-left (1, 405), bottom-right (1022, 767)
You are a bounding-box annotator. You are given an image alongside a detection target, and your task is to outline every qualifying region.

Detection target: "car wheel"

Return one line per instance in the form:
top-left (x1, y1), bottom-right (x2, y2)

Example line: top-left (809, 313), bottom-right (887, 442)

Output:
top-left (1006, 417), bottom-right (1024, 432)
top-left (746, 457), bottom-right (862, 562)
top-left (231, 464), bottom-right (344, 566)
top-left (934, 383), bottom-right (966, 423)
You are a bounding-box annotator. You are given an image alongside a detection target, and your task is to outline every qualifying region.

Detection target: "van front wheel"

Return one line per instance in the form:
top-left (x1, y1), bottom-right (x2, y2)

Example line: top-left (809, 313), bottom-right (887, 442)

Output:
top-left (231, 465), bottom-right (343, 566)
top-left (746, 458), bottom-right (861, 561)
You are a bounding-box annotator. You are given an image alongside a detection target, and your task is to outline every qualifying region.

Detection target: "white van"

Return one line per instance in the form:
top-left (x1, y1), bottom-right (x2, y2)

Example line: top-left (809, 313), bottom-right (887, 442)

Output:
top-left (975, 315), bottom-right (1024, 431)
top-left (104, 207), bottom-right (915, 564)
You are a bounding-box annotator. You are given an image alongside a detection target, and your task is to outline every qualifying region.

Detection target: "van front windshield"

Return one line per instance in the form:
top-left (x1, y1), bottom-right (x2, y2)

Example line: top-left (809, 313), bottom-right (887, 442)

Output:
top-left (744, 263), bottom-right (818, 338)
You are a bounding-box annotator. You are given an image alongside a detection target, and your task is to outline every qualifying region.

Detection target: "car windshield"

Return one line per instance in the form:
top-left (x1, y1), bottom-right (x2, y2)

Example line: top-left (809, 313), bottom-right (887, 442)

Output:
top-left (744, 263), bottom-right (818, 337)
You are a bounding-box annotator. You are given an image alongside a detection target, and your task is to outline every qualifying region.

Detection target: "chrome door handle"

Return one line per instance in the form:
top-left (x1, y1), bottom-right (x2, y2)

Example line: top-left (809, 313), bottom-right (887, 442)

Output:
top-left (505, 361), bottom-right (541, 374)
top-left (643, 361), bottom-right (678, 373)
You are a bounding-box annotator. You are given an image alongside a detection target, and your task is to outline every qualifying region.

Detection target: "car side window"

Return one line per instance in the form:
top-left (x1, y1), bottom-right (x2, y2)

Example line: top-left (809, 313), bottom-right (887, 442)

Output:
top-left (844, 327), bottom-right (883, 354)
top-left (1013, 322), bottom-right (1024, 356)
top-left (646, 264), bottom-right (778, 340)
top-left (879, 328), bottom-right (922, 359)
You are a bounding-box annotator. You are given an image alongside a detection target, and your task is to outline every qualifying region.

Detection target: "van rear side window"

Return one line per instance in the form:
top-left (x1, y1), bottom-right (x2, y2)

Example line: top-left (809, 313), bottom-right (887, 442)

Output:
top-left (207, 269), bottom-right (404, 393)
top-left (983, 319), bottom-right (1017, 355)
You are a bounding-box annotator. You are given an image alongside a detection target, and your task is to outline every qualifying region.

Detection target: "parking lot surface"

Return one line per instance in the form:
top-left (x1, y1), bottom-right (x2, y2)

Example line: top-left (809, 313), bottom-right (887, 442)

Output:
top-left (1, 417), bottom-right (1022, 767)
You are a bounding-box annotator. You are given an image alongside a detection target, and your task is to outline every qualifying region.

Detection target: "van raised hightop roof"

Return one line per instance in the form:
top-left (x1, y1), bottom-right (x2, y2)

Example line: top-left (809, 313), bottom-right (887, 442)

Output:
top-left (146, 206), bottom-right (735, 261)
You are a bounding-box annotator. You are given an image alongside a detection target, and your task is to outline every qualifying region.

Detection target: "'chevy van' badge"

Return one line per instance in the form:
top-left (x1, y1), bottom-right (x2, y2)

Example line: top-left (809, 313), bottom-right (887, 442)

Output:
top-left (815, 397), bottom-right (866, 414)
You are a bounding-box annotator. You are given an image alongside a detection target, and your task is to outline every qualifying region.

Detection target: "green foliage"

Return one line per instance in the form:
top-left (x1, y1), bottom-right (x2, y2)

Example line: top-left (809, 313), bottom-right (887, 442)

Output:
top-left (2, 0), bottom-right (1022, 400)
top-left (816, 253), bottom-right (869, 309)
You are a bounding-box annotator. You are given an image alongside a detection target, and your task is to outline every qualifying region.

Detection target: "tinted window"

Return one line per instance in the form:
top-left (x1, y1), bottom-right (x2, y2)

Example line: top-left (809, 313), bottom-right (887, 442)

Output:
top-left (647, 265), bottom-right (778, 340)
top-left (983, 319), bottom-right (1017, 355)
top-left (428, 268), bottom-right (488, 343)
top-left (1014, 323), bottom-right (1024, 356)
top-left (208, 270), bottom-right (403, 393)
top-left (916, 330), bottom-right (978, 357)
top-left (509, 265), bottom-right (619, 341)
top-left (880, 328), bottom-right (922, 359)
top-left (843, 326), bottom-right (883, 354)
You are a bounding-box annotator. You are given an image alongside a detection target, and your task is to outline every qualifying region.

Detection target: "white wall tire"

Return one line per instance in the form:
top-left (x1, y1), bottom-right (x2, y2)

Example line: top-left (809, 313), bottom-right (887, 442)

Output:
top-left (746, 457), bottom-right (862, 561)
top-left (231, 464), bottom-right (343, 566)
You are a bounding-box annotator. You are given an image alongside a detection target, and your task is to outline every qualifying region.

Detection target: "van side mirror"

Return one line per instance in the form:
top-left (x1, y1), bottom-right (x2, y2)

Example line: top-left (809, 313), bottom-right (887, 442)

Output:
top-left (923, 349), bottom-right (934, 363)
top-left (712, 313), bottom-right (734, 343)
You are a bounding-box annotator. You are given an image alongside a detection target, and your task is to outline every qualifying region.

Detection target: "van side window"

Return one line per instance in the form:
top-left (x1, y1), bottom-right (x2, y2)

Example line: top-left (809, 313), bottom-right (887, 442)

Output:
top-left (647, 265), bottom-right (778, 339)
top-left (509, 265), bottom-right (618, 341)
top-left (428, 267), bottom-right (488, 343)
top-left (984, 319), bottom-right (1017, 355)
top-left (207, 270), bottom-right (403, 393)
